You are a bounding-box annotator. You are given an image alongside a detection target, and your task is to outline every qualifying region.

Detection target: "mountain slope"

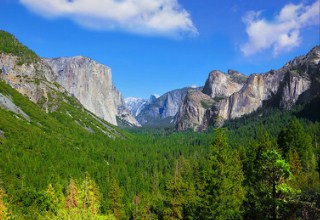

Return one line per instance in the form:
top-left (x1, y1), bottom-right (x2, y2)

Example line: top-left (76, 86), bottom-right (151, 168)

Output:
top-left (0, 30), bottom-right (126, 139)
top-left (176, 46), bottom-right (320, 130)
top-left (43, 57), bottom-right (139, 126)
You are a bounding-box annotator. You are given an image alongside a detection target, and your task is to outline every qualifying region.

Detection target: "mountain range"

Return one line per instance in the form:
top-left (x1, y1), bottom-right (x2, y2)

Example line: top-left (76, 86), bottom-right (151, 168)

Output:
top-left (1, 30), bottom-right (319, 131)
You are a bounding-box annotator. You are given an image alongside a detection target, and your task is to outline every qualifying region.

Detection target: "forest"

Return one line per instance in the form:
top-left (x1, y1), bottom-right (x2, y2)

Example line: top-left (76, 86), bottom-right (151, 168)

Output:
top-left (0, 30), bottom-right (319, 219)
top-left (0, 77), bottom-right (319, 219)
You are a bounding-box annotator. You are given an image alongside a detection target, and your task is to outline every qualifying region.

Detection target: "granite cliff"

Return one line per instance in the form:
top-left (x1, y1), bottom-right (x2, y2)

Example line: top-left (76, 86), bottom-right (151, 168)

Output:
top-left (129, 87), bottom-right (200, 127)
top-left (176, 46), bottom-right (320, 130)
top-left (43, 57), bottom-right (139, 126)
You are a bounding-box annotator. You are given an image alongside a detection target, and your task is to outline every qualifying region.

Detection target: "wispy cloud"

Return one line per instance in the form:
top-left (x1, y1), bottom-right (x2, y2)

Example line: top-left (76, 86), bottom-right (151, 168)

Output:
top-left (241, 0), bottom-right (320, 56)
top-left (19, 0), bottom-right (198, 37)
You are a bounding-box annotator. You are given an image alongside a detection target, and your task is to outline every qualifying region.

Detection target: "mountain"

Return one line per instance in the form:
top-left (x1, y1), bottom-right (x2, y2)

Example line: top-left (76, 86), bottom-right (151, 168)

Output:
top-left (175, 70), bottom-right (248, 131)
top-left (125, 97), bottom-right (148, 117)
top-left (0, 30), bottom-right (126, 139)
top-left (43, 57), bottom-right (140, 127)
top-left (202, 69), bottom-right (248, 99)
top-left (130, 87), bottom-right (200, 127)
top-left (176, 46), bottom-right (320, 130)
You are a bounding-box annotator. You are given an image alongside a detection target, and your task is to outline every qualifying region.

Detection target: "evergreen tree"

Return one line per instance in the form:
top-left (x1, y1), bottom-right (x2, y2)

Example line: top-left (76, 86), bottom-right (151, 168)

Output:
top-left (80, 172), bottom-right (101, 215)
top-left (259, 149), bottom-right (294, 219)
top-left (163, 156), bottom-right (198, 219)
top-left (108, 178), bottom-right (125, 219)
top-left (278, 117), bottom-right (316, 173)
top-left (46, 183), bottom-right (60, 214)
top-left (200, 129), bottom-right (245, 219)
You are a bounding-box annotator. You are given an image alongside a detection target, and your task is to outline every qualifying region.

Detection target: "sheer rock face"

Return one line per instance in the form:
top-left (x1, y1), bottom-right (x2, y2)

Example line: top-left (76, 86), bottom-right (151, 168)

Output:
top-left (135, 88), bottom-right (199, 126)
top-left (175, 90), bottom-right (214, 131)
top-left (43, 57), bottom-right (139, 126)
top-left (217, 46), bottom-right (319, 122)
top-left (176, 46), bottom-right (320, 130)
top-left (175, 70), bottom-right (247, 131)
top-left (202, 70), bottom-right (247, 98)
top-left (0, 53), bottom-right (60, 112)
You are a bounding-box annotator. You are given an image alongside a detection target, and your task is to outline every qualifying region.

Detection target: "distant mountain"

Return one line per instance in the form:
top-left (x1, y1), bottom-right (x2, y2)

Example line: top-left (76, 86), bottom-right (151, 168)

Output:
top-left (125, 97), bottom-right (148, 117)
top-left (127, 87), bottom-right (200, 127)
top-left (176, 46), bottom-right (320, 130)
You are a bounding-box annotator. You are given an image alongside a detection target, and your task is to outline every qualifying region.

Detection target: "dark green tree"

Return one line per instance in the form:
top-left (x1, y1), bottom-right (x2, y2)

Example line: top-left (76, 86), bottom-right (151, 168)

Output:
top-left (200, 129), bottom-right (245, 219)
top-left (278, 117), bottom-right (316, 173)
top-left (259, 149), bottom-right (294, 219)
top-left (163, 156), bottom-right (198, 219)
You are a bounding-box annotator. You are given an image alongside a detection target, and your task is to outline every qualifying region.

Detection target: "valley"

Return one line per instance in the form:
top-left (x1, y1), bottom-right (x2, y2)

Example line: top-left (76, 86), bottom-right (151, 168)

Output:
top-left (0, 30), bottom-right (319, 219)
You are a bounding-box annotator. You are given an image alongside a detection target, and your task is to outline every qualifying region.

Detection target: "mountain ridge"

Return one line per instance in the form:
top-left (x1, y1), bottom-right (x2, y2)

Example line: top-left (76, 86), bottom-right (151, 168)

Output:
top-left (176, 45), bottom-right (320, 130)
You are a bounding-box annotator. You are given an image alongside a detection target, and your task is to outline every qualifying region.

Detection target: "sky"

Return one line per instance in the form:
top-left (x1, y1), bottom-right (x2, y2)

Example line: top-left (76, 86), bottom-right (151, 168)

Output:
top-left (0, 0), bottom-right (319, 99)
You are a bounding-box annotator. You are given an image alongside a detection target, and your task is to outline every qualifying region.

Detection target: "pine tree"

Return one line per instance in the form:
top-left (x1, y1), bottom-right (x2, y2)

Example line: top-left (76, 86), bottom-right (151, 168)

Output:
top-left (278, 117), bottom-right (316, 172)
top-left (108, 178), bottom-right (125, 219)
top-left (200, 129), bottom-right (245, 219)
top-left (164, 156), bottom-right (198, 219)
top-left (259, 149), bottom-right (297, 220)
top-left (46, 183), bottom-right (60, 214)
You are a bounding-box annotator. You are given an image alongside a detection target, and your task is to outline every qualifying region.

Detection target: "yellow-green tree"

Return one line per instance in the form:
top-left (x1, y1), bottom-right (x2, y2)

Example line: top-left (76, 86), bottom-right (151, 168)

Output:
top-left (80, 172), bottom-right (101, 215)
top-left (107, 178), bottom-right (125, 219)
top-left (0, 188), bottom-right (11, 219)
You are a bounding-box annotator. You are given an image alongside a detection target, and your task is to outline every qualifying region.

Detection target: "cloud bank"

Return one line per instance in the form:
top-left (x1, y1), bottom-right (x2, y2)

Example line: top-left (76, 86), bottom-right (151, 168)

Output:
top-left (19, 0), bottom-right (198, 37)
top-left (241, 0), bottom-right (320, 56)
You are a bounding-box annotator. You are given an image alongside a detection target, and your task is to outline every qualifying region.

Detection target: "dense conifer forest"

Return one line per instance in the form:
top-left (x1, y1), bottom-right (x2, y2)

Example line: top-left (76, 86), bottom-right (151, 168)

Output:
top-left (1, 78), bottom-right (319, 219)
top-left (0, 31), bottom-right (319, 219)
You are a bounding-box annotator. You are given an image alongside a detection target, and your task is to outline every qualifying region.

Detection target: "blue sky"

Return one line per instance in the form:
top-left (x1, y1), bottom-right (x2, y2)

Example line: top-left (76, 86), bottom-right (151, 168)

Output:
top-left (0, 0), bottom-right (319, 99)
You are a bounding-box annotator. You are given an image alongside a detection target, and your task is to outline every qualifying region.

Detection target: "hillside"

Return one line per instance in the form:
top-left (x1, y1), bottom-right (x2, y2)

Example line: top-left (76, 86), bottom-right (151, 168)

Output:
top-left (0, 30), bottom-right (319, 219)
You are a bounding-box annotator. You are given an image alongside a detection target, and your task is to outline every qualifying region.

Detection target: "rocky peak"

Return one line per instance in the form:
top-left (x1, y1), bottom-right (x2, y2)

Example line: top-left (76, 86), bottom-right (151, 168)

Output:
top-left (133, 87), bottom-right (199, 127)
top-left (0, 53), bottom-right (63, 112)
top-left (176, 46), bottom-right (320, 130)
top-left (149, 94), bottom-right (159, 104)
top-left (202, 70), bottom-right (247, 98)
top-left (175, 89), bottom-right (214, 131)
top-left (216, 46), bottom-right (320, 123)
top-left (125, 97), bottom-right (148, 117)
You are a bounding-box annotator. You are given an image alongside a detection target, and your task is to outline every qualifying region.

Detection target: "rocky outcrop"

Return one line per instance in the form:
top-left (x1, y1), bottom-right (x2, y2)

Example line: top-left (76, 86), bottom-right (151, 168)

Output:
top-left (0, 92), bottom-right (30, 121)
top-left (217, 46), bottom-right (319, 122)
top-left (176, 46), bottom-right (320, 130)
top-left (135, 87), bottom-right (199, 126)
top-left (202, 70), bottom-right (247, 98)
top-left (0, 53), bottom-right (62, 112)
top-left (43, 57), bottom-right (139, 126)
top-left (175, 70), bottom-right (247, 131)
top-left (175, 90), bottom-right (214, 131)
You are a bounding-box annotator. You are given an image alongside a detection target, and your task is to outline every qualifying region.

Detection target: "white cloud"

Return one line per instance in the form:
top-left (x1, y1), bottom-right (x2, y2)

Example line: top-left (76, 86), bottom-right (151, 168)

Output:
top-left (241, 0), bottom-right (320, 56)
top-left (19, 0), bottom-right (198, 37)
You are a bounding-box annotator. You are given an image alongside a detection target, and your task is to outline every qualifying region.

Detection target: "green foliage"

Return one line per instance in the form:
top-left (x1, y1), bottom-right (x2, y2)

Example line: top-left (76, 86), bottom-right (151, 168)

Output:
top-left (0, 30), bottom-right (40, 64)
top-left (278, 117), bottom-right (316, 173)
top-left (200, 129), bottom-right (245, 219)
top-left (0, 58), bottom-right (320, 219)
top-left (107, 178), bottom-right (125, 219)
